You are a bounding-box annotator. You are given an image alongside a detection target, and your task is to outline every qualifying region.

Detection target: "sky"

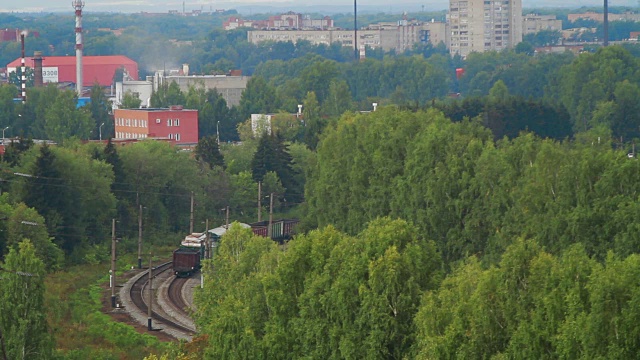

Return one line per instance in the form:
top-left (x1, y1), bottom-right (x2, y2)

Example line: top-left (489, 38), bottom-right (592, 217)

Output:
top-left (0, 0), bottom-right (637, 14)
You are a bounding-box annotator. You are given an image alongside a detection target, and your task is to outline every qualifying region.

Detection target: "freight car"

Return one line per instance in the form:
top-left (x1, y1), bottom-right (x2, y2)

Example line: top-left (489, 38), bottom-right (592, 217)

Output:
top-left (180, 232), bottom-right (206, 260)
top-left (172, 248), bottom-right (201, 277)
top-left (249, 219), bottom-right (299, 243)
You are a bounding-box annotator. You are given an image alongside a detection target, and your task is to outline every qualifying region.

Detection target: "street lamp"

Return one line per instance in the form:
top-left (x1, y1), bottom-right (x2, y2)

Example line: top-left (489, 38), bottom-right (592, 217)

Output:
top-left (2, 127), bottom-right (9, 143)
top-left (99, 122), bottom-right (105, 141)
top-left (216, 121), bottom-right (220, 145)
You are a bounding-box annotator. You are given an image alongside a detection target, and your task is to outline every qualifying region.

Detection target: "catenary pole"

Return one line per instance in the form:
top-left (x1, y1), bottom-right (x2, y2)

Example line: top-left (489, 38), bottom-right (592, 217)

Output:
top-left (257, 181), bottom-right (262, 222)
top-left (147, 252), bottom-right (153, 330)
top-left (138, 204), bottom-right (142, 269)
top-left (111, 218), bottom-right (116, 308)
top-left (268, 193), bottom-right (274, 239)
top-left (189, 191), bottom-right (194, 234)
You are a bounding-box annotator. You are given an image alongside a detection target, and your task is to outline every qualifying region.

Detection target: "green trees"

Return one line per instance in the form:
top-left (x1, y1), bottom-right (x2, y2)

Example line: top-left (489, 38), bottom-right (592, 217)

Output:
top-left (16, 143), bottom-right (116, 261)
top-left (413, 240), bottom-right (640, 359)
top-left (195, 135), bottom-right (225, 169)
top-left (7, 204), bottom-right (63, 272)
top-left (87, 83), bottom-right (112, 140)
top-left (151, 81), bottom-right (185, 108)
top-left (21, 145), bottom-right (76, 253)
top-left (251, 133), bottom-right (300, 204)
top-left (306, 106), bottom-right (640, 266)
top-left (120, 90), bottom-right (142, 109)
top-left (438, 95), bottom-right (573, 140)
top-left (550, 46), bottom-right (640, 133)
top-left (44, 90), bottom-right (93, 143)
top-left (238, 76), bottom-right (280, 122)
top-left (195, 219), bottom-right (442, 359)
top-left (0, 240), bottom-right (53, 360)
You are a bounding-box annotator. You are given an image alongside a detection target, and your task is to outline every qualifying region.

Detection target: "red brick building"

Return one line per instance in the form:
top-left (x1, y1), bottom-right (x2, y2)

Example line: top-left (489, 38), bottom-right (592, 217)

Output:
top-left (113, 106), bottom-right (198, 145)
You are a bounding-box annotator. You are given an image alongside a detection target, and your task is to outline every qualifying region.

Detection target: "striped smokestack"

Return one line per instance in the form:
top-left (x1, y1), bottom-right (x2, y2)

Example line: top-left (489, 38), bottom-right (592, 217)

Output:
top-left (20, 33), bottom-right (26, 102)
top-left (73, 0), bottom-right (85, 97)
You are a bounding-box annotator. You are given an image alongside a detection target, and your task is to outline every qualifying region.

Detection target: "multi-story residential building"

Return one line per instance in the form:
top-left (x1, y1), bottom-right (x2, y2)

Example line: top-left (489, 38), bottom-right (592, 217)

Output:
top-left (247, 19), bottom-right (447, 53)
top-left (449, 0), bottom-right (522, 57)
top-left (114, 106), bottom-right (198, 145)
top-left (225, 12), bottom-right (334, 31)
top-left (422, 20), bottom-right (449, 48)
top-left (523, 14), bottom-right (563, 35)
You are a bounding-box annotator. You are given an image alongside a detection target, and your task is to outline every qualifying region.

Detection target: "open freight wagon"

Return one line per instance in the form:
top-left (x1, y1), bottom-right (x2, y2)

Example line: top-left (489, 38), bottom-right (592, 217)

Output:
top-left (249, 219), bottom-right (299, 243)
top-left (172, 248), bottom-right (201, 277)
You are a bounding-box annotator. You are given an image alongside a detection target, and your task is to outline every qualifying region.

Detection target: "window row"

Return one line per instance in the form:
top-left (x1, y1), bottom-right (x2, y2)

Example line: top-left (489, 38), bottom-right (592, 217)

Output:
top-left (116, 118), bottom-right (182, 128)
top-left (116, 132), bottom-right (148, 139)
top-left (116, 118), bottom-right (148, 128)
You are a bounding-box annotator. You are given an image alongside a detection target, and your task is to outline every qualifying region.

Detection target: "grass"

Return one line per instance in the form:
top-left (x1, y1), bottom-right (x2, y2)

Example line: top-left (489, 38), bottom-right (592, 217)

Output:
top-left (45, 246), bottom-right (176, 360)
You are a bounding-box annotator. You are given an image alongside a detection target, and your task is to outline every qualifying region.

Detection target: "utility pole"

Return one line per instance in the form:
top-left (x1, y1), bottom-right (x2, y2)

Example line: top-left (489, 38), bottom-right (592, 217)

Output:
top-left (268, 193), bottom-right (274, 239)
top-left (111, 218), bottom-right (116, 308)
top-left (603, 0), bottom-right (609, 46)
top-left (257, 181), bottom-right (262, 222)
top-left (147, 252), bottom-right (153, 331)
top-left (189, 191), bottom-right (194, 234)
top-left (225, 206), bottom-right (230, 229)
top-left (205, 218), bottom-right (210, 259)
top-left (138, 204), bottom-right (142, 269)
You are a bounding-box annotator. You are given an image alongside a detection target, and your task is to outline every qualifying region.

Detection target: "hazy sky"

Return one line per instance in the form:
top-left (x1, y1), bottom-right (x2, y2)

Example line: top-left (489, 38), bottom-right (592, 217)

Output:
top-left (0, 0), bottom-right (636, 13)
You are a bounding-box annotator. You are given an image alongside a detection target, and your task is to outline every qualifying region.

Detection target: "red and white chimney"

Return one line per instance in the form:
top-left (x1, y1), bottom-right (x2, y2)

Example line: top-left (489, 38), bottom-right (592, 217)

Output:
top-left (73, 0), bottom-right (85, 97)
top-left (20, 31), bottom-right (27, 102)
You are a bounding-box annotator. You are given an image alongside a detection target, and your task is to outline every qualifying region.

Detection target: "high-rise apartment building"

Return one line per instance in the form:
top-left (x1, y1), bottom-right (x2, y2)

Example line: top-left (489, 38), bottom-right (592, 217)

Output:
top-left (449, 0), bottom-right (522, 57)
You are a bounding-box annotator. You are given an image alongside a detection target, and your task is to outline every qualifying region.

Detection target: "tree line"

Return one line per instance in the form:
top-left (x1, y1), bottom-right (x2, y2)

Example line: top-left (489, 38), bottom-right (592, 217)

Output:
top-left (192, 105), bottom-right (640, 358)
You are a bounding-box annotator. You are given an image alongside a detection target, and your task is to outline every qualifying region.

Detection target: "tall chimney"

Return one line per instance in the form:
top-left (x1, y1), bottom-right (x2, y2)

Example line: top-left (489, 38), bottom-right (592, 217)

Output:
top-left (73, 0), bottom-right (85, 97)
top-left (33, 51), bottom-right (43, 87)
top-left (20, 33), bottom-right (26, 102)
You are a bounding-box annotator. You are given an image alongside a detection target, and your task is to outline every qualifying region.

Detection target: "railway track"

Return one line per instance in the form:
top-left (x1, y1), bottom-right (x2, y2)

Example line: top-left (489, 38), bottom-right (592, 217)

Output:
top-left (168, 276), bottom-right (191, 317)
top-left (129, 262), bottom-right (196, 335)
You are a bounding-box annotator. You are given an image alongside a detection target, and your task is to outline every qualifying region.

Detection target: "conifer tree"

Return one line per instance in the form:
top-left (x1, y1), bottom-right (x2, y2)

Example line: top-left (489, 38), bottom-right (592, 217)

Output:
top-left (23, 145), bottom-right (80, 253)
top-left (195, 135), bottom-right (225, 169)
top-left (251, 133), bottom-right (301, 204)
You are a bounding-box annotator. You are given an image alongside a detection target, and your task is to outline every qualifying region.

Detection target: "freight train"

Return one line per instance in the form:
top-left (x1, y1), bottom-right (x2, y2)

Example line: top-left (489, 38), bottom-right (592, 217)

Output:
top-left (249, 219), bottom-right (299, 243)
top-left (172, 219), bottom-right (299, 277)
top-left (172, 232), bottom-right (206, 277)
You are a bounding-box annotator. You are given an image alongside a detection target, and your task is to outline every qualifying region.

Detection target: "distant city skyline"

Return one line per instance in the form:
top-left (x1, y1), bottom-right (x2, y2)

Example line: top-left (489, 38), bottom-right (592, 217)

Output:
top-left (1, 0), bottom-right (637, 14)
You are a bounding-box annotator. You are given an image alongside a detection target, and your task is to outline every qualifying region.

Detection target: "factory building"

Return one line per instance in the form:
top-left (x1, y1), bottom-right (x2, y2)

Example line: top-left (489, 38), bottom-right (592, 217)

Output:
top-left (6, 55), bottom-right (138, 89)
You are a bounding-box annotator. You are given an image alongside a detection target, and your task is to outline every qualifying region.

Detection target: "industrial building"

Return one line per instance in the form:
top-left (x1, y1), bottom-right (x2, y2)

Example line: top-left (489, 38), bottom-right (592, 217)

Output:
top-left (6, 55), bottom-right (138, 88)
top-left (113, 106), bottom-right (198, 145)
top-left (114, 69), bottom-right (248, 109)
top-left (448, 0), bottom-right (523, 57)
